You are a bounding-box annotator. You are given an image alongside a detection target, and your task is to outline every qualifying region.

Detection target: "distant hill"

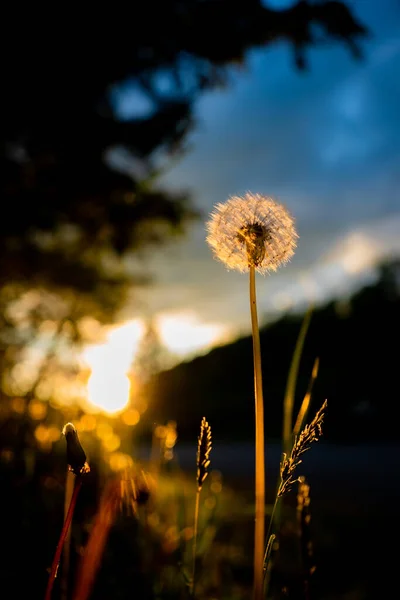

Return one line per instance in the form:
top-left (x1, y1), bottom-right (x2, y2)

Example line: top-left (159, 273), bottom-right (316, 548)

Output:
top-left (139, 260), bottom-right (400, 443)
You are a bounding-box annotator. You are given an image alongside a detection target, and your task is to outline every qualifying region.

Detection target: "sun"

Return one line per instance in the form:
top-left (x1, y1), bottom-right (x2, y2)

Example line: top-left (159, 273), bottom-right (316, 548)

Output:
top-left (80, 313), bottom-right (231, 415)
top-left (82, 319), bottom-right (145, 414)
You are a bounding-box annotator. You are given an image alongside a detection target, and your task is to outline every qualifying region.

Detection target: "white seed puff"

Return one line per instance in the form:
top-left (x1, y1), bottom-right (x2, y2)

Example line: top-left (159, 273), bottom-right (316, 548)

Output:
top-left (206, 192), bottom-right (298, 274)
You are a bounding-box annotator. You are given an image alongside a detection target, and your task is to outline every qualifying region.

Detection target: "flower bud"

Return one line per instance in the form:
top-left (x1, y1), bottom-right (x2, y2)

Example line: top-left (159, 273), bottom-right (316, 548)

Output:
top-left (62, 423), bottom-right (90, 475)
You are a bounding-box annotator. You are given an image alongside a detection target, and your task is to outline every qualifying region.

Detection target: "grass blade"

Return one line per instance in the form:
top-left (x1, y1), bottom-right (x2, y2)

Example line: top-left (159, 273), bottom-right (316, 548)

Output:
top-left (282, 306), bottom-right (313, 456)
top-left (293, 357), bottom-right (320, 439)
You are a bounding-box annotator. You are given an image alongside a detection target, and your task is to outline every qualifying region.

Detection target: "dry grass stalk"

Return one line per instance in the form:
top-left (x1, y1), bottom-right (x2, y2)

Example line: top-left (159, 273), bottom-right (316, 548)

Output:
top-left (278, 400), bottom-right (327, 498)
top-left (197, 417), bottom-right (212, 492)
top-left (263, 400), bottom-right (326, 582)
top-left (192, 417), bottom-right (212, 596)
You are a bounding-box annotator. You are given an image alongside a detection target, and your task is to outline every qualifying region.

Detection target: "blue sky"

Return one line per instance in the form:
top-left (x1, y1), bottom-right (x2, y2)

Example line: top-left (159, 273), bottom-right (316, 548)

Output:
top-left (118, 0), bottom-right (400, 344)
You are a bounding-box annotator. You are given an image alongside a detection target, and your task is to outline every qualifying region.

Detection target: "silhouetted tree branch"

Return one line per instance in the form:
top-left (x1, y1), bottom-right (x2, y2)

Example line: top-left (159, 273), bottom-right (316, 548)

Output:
top-left (0, 0), bottom-right (367, 335)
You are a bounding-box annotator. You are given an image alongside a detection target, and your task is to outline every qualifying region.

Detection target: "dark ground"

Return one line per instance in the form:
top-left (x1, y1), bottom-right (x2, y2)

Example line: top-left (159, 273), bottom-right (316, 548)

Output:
top-left (169, 441), bottom-right (400, 600)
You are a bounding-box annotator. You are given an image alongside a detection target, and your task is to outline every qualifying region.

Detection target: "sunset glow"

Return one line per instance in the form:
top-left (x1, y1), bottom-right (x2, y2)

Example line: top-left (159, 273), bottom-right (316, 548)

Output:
top-left (81, 313), bottom-right (230, 414)
top-left (156, 312), bottom-right (230, 356)
top-left (82, 320), bottom-right (145, 414)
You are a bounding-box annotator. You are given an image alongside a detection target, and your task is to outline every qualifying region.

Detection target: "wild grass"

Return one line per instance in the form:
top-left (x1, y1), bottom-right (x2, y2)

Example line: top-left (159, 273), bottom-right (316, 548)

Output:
top-left (278, 400), bottom-right (327, 499)
top-left (192, 417), bottom-right (212, 595)
top-left (282, 306), bottom-right (314, 456)
top-left (41, 194), bottom-right (331, 599)
top-left (43, 323), bottom-right (326, 599)
top-left (43, 393), bottom-right (326, 600)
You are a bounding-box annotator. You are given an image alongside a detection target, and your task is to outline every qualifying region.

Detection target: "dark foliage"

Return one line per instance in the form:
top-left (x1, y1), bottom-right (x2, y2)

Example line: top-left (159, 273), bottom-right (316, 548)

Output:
top-left (1, 1), bottom-right (367, 311)
top-left (142, 259), bottom-right (400, 443)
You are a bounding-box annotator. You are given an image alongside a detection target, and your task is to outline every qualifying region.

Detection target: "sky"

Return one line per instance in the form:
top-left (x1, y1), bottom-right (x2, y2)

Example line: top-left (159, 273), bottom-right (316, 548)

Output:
top-left (116, 0), bottom-right (400, 354)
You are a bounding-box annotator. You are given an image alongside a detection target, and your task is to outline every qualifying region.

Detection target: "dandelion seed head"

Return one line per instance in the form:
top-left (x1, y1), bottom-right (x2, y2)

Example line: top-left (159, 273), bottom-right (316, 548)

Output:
top-left (206, 192), bottom-right (298, 274)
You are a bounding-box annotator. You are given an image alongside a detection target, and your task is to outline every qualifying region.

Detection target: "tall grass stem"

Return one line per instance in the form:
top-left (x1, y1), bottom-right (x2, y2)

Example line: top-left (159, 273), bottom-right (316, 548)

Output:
top-left (191, 490), bottom-right (201, 596)
top-left (282, 306), bottom-right (313, 456)
top-left (293, 357), bottom-right (319, 438)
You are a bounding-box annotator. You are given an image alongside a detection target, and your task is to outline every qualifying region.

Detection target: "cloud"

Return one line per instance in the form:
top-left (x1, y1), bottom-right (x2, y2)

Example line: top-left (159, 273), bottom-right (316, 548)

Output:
top-left (121, 1), bottom-right (400, 342)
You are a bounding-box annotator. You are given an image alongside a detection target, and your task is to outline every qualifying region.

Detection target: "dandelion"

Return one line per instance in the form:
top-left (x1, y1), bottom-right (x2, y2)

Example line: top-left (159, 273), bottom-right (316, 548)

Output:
top-left (206, 192), bottom-right (297, 600)
top-left (206, 192), bottom-right (297, 274)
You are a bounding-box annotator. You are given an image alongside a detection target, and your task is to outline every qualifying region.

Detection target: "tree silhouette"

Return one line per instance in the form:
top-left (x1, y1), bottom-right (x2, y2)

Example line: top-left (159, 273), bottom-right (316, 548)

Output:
top-left (0, 1), bottom-right (367, 360)
top-left (130, 320), bottom-right (175, 384)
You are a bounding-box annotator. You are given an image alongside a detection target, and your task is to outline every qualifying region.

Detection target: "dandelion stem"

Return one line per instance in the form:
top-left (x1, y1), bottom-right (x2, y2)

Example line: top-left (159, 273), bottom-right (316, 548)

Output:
top-left (191, 489), bottom-right (201, 596)
top-left (249, 265), bottom-right (265, 600)
top-left (44, 477), bottom-right (82, 600)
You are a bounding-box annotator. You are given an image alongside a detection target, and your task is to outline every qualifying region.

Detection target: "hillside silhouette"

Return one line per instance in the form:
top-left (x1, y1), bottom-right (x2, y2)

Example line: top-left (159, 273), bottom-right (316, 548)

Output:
top-left (0, 1), bottom-right (369, 393)
top-left (142, 259), bottom-right (400, 443)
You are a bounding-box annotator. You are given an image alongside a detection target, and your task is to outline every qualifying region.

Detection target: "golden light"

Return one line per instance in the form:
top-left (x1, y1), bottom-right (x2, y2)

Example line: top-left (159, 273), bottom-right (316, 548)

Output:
top-left (34, 424), bottom-right (60, 450)
top-left (28, 399), bottom-right (47, 420)
top-left (96, 422), bottom-right (113, 440)
top-left (108, 452), bottom-right (134, 472)
top-left (122, 408), bottom-right (140, 426)
top-left (82, 319), bottom-right (145, 414)
top-left (156, 311), bottom-right (231, 357)
top-left (78, 414), bottom-right (97, 432)
top-left (102, 434), bottom-right (121, 453)
top-left (34, 424), bottom-right (49, 443)
top-left (80, 312), bottom-right (230, 415)
top-left (11, 397), bottom-right (25, 414)
top-left (48, 426), bottom-right (61, 442)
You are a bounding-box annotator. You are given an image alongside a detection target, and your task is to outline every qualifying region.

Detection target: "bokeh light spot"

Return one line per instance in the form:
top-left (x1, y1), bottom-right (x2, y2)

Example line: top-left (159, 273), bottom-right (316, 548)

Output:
top-left (122, 409), bottom-right (140, 426)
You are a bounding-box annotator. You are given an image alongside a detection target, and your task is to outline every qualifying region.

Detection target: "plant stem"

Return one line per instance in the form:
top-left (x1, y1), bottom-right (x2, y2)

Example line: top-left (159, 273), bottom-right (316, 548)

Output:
top-left (60, 469), bottom-right (75, 600)
top-left (263, 496), bottom-right (279, 572)
top-left (45, 476), bottom-right (82, 600)
top-left (282, 306), bottom-right (313, 456)
top-left (191, 489), bottom-right (201, 597)
top-left (249, 265), bottom-right (265, 600)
